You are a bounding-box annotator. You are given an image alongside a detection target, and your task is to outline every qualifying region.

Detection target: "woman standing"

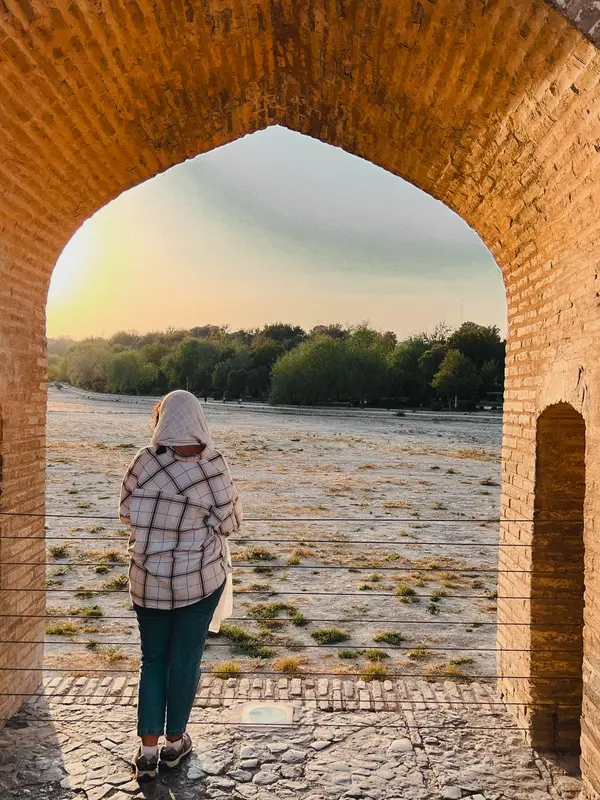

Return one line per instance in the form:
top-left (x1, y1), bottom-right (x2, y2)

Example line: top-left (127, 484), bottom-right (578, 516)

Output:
top-left (119, 390), bottom-right (242, 781)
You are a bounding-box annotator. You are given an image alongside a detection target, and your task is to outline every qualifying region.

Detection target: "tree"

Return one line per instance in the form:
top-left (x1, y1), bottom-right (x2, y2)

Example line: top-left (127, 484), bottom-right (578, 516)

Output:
top-left (479, 358), bottom-right (504, 394)
top-left (347, 325), bottom-right (397, 358)
top-left (47, 354), bottom-right (65, 383)
top-left (388, 337), bottom-right (431, 404)
top-left (211, 361), bottom-right (232, 396)
top-left (162, 338), bottom-right (220, 392)
top-left (310, 324), bottom-right (348, 340)
top-left (109, 330), bottom-right (141, 349)
top-left (418, 343), bottom-right (449, 399)
top-left (47, 337), bottom-right (74, 357)
top-left (49, 320), bottom-right (504, 406)
top-left (251, 342), bottom-right (283, 370)
top-left (63, 340), bottom-right (111, 392)
top-left (270, 338), bottom-right (343, 405)
top-left (270, 336), bottom-right (389, 406)
top-left (227, 369), bottom-right (248, 398)
top-left (261, 323), bottom-right (307, 351)
top-left (341, 349), bottom-right (388, 404)
top-left (141, 341), bottom-right (170, 366)
top-left (447, 322), bottom-right (505, 369)
top-left (432, 349), bottom-right (480, 409)
top-left (246, 365), bottom-right (271, 398)
top-left (107, 351), bottom-right (157, 394)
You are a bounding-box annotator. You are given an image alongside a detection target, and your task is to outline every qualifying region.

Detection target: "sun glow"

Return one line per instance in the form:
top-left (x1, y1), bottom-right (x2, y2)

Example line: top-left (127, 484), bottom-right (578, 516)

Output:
top-left (46, 128), bottom-right (505, 340)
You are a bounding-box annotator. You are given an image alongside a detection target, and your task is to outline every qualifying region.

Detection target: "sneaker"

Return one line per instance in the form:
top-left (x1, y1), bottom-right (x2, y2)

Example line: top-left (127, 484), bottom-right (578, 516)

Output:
top-left (132, 747), bottom-right (158, 782)
top-left (160, 732), bottom-right (193, 769)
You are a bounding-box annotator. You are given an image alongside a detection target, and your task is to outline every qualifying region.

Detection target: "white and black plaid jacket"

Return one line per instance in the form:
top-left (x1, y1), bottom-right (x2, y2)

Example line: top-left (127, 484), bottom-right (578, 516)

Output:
top-left (119, 446), bottom-right (243, 609)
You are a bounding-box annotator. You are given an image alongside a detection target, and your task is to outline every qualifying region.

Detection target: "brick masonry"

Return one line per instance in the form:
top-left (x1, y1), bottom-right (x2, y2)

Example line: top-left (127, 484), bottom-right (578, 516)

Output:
top-left (0, 0), bottom-right (600, 797)
top-left (34, 674), bottom-right (501, 713)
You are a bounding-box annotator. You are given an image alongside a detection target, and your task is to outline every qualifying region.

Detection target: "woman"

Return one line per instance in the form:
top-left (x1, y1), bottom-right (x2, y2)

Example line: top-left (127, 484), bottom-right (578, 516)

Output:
top-left (119, 390), bottom-right (242, 781)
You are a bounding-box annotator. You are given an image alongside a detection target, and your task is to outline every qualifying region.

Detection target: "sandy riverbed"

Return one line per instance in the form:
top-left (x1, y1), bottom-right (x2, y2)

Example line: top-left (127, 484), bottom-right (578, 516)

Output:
top-left (44, 387), bottom-right (502, 682)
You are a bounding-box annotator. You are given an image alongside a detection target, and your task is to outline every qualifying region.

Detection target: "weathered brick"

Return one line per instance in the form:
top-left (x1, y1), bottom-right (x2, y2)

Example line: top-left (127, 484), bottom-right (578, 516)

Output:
top-left (0, 1), bottom-right (599, 796)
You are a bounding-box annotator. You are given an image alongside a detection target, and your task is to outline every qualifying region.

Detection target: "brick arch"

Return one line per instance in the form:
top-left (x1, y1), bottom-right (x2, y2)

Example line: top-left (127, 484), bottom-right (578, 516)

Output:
top-left (1, 1), bottom-right (600, 795)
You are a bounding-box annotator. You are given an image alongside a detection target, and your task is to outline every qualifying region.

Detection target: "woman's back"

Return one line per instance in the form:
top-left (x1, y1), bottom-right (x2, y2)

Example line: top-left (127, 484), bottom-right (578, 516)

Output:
top-left (119, 402), bottom-right (242, 610)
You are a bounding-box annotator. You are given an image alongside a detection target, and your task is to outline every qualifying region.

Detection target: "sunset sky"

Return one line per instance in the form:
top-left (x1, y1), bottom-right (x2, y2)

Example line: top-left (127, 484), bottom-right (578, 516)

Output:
top-left (47, 126), bottom-right (506, 340)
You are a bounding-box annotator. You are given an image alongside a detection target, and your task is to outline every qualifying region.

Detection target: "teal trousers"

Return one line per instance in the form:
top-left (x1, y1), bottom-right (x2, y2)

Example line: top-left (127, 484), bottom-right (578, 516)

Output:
top-left (134, 583), bottom-right (224, 737)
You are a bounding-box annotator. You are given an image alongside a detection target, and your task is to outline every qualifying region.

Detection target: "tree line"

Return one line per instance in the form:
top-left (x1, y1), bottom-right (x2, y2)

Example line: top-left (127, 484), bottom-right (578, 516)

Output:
top-left (48, 321), bottom-right (505, 410)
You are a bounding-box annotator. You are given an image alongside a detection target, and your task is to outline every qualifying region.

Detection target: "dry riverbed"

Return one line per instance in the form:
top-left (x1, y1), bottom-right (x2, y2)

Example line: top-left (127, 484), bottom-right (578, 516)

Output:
top-left (44, 387), bottom-right (502, 684)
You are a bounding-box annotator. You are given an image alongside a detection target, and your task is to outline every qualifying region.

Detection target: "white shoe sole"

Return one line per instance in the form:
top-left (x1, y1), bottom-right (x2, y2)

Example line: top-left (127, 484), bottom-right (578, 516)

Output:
top-left (160, 743), bottom-right (193, 769)
top-left (134, 766), bottom-right (157, 782)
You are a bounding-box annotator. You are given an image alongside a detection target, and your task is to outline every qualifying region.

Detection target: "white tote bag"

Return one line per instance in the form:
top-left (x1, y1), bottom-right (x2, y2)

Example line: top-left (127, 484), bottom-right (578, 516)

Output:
top-left (209, 538), bottom-right (233, 633)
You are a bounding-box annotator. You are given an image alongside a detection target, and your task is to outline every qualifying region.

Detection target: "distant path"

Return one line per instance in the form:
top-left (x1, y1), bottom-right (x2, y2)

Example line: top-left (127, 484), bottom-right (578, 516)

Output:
top-left (53, 385), bottom-right (503, 426)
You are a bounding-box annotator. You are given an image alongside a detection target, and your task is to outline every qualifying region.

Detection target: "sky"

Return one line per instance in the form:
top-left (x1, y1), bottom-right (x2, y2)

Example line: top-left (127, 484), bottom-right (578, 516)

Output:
top-left (47, 126), bottom-right (506, 340)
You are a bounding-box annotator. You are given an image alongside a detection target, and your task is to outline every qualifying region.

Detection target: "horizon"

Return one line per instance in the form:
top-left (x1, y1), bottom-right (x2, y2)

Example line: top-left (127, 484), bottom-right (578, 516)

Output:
top-left (47, 126), bottom-right (507, 340)
top-left (47, 317), bottom-right (504, 346)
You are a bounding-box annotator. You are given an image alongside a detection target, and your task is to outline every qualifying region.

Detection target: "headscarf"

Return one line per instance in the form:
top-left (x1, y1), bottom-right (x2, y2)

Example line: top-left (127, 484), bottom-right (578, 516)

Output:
top-left (150, 390), bottom-right (215, 450)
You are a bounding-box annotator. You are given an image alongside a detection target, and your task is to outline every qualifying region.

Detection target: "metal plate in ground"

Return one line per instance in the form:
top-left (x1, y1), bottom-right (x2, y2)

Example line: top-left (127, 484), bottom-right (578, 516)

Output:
top-left (237, 702), bottom-right (296, 727)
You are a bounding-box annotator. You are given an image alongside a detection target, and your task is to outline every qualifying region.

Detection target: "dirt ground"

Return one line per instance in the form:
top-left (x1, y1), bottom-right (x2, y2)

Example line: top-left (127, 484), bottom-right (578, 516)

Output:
top-left (44, 387), bottom-right (502, 684)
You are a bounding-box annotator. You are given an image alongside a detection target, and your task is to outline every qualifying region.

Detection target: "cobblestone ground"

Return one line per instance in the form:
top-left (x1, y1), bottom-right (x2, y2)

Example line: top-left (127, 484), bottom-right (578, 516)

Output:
top-left (0, 678), bottom-right (582, 800)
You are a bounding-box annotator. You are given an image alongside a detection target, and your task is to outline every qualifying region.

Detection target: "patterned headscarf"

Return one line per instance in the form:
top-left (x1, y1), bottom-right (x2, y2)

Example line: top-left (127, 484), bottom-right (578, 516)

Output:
top-left (150, 390), bottom-right (215, 450)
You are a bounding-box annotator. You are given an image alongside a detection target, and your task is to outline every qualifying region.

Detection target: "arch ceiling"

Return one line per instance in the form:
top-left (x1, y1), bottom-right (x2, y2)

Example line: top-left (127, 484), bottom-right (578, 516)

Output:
top-left (0, 0), bottom-right (597, 303)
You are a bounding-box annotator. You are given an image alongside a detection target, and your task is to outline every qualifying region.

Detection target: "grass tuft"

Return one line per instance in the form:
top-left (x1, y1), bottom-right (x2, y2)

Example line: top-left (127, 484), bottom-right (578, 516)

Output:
top-left (311, 628), bottom-right (350, 645)
top-left (238, 546), bottom-right (277, 562)
top-left (373, 631), bottom-right (405, 647)
top-left (212, 661), bottom-right (241, 679)
top-left (102, 574), bottom-right (128, 591)
top-left (364, 648), bottom-right (389, 662)
top-left (273, 656), bottom-right (306, 675)
top-left (338, 649), bottom-right (360, 659)
top-left (69, 605), bottom-right (103, 618)
top-left (48, 544), bottom-right (69, 559)
top-left (396, 583), bottom-right (419, 604)
top-left (406, 646), bottom-right (433, 661)
top-left (74, 587), bottom-right (95, 599)
top-left (46, 621), bottom-right (78, 636)
top-left (362, 663), bottom-right (388, 682)
top-left (219, 624), bottom-right (275, 659)
top-left (247, 602), bottom-right (298, 622)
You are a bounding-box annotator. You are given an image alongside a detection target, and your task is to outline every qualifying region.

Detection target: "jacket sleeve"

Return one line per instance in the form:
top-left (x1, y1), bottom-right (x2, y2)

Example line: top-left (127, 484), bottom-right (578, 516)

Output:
top-left (206, 456), bottom-right (243, 536)
top-left (119, 449), bottom-right (147, 525)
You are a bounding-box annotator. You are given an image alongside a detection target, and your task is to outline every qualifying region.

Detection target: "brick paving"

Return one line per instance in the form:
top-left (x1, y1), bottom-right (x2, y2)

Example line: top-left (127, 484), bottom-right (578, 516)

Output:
top-left (0, 677), bottom-right (582, 800)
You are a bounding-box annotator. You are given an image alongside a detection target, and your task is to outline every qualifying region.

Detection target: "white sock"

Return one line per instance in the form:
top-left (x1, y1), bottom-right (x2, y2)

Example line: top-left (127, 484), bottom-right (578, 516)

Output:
top-left (142, 744), bottom-right (158, 759)
top-left (166, 737), bottom-right (183, 751)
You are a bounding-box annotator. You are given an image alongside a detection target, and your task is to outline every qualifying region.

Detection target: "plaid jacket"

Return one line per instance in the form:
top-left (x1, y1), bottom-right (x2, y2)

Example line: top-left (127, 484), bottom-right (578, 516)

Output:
top-left (119, 446), bottom-right (243, 609)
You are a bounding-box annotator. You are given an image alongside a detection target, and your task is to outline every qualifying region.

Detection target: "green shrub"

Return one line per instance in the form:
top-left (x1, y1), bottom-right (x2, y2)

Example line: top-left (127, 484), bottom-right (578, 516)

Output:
top-left (310, 628), bottom-right (350, 645)
top-left (364, 649), bottom-right (389, 662)
top-left (338, 649), bottom-right (360, 659)
top-left (373, 631), bottom-right (405, 647)
top-left (45, 621), bottom-right (78, 636)
top-left (396, 583), bottom-right (419, 604)
top-left (102, 574), bottom-right (128, 591)
top-left (219, 624), bottom-right (275, 659)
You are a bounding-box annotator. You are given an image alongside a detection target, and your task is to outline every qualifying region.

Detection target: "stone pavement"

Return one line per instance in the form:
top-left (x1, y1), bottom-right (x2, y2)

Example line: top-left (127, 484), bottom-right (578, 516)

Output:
top-left (0, 677), bottom-right (582, 800)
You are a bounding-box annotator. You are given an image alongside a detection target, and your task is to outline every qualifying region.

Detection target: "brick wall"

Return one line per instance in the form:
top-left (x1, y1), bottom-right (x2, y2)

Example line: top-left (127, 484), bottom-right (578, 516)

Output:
top-left (0, 0), bottom-right (599, 795)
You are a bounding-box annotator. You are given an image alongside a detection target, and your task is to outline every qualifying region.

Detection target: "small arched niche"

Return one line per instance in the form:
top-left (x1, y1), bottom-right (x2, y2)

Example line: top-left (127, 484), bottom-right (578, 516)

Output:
top-left (530, 403), bottom-right (586, 753)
